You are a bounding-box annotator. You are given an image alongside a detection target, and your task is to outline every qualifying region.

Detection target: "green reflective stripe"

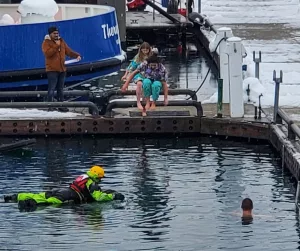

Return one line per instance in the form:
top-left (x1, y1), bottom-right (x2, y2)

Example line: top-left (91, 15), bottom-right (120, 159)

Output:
top-left (17, 192), bottom-right (63, 204)
top-left (86, 179), bottom-right (93, 188)
top-left (91, 190), bottom-right (114, 202)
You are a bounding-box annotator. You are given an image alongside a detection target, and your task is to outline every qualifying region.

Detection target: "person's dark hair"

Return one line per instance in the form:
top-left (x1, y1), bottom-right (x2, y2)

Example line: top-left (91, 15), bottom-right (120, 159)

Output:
top-left (147, 54), bottom-right (160, 64)
top-left (241, 198), bottom-right (253, 210)
top-left (48, 26), bottom-right (58, 35)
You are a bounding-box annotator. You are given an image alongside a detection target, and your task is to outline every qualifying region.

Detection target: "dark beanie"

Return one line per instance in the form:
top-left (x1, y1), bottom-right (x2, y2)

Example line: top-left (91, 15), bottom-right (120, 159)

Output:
top-left (48, 26), bottom-right (58, 35)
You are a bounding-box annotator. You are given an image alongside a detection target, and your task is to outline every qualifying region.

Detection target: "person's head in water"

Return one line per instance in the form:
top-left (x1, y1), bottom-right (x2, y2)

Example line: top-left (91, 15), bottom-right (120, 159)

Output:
top-left (241, 198), bottom-right (253, 217)
top-left (147, 54), bottom-right (160, 70)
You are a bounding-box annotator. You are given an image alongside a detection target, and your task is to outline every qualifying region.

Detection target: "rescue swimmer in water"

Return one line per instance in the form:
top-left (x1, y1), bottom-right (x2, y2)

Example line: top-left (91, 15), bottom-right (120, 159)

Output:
top-left (3, 166), bottom-right (125, 210)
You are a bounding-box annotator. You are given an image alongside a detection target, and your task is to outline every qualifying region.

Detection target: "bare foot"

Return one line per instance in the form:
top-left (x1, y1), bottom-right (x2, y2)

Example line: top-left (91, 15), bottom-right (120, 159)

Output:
top-left (142, 107), bottom-right (147, 117)
top-left (137, 102), bottom-right (143, 110)
top-left (150, 102), bottom-right (156, 110)
top-left (145, 102), bottom-right (151, 110)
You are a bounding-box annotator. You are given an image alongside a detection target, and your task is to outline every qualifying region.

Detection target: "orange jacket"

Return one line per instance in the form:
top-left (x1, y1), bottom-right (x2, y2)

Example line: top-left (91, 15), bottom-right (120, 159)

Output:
top-left (42, 35), bottom-right (80, 72)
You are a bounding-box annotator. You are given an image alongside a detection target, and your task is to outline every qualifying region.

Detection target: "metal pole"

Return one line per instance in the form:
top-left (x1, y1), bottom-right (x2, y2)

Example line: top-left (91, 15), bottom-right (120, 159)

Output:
top-left (153, 0), bottom-right (155, 21)
top-left (296, 181), bottom-right (300, 206)
top-left (273, 81), bottom-right (280, 123)
top-left (198, 0), bottom-right (201, 13)
top-left (258, 93), bottom-right (263, 119)
top-left (0, 102), bottom-right (99, 116)
top-left (217, 78), bottom-right (223, 118)
top-left (273, 70), bottom-right (283, 123)
top-left (253, 51), bottom-right (262, 80)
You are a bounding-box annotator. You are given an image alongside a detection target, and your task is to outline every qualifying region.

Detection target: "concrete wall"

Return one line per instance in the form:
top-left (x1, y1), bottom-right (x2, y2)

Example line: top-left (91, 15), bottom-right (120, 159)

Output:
top-left (97, 0), bottom-right (126, 50)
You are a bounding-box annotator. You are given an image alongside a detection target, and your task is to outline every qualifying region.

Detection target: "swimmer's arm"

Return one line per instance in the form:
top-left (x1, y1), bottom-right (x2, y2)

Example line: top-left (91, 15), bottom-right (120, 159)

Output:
top-left (87, 182), bottom-right (114, 202)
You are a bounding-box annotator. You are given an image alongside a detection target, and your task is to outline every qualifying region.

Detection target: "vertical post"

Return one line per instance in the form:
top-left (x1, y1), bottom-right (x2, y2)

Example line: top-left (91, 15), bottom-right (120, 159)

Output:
top-left (296, 181), bottom-right (300, 206)
top-left (182, 29), bottom-right (187, 56)
top-left (186, 0), bottom-right (189, 20)
top-left (258, 93), bottom-right (263, 119)
top-left (273, 70), bottom-right (283, 123)
top-left (253, 51), bottom-right (262, 79)
top-left (254, 106), bottom-right (257, 119)
top-left (153, 0), bottom-right (155, 21)
top-left (198, 0), bottom-right (201, 13)
top-left (282, 145), bottom-right (285, 175)
top-left (226, 37), bottom-right (244, 118)
top-left (209, 27), bottom-right (233, 103)
top-left (217, 78), bottom-right (223, 118)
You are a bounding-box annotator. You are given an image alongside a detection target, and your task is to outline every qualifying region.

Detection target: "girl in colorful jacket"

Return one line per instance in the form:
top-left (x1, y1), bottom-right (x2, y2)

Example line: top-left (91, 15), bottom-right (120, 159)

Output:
top-left (122, 53), bottom-right (168, 112)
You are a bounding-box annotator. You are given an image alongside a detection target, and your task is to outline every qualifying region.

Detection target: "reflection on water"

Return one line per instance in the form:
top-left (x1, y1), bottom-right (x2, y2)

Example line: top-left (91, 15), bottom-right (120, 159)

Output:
top-left (0, 137), bottom-right (299, 250)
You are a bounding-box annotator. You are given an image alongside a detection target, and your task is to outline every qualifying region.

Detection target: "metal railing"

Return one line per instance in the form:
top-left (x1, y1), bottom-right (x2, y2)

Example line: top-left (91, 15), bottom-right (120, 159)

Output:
top-left (276, 108), bottom-right (300, 140)
top-left (142, 0), bottom-right (181, 24)
top-left (0, 90), bottom-right (91, 98)
top-left (0, 102), bottom-right (99, 116)
top-left (105, 100), bottom-right (203, 117)
top-left (106, 89), bottom-right (198, 102)
top-left (272, 70), bottom-right (300, 140)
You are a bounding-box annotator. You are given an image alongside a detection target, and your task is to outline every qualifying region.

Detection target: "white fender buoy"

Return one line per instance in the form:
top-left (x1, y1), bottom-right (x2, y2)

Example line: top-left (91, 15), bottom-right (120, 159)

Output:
top-left (0, 14), bottom-right (15, 25)
top-left (18, 0), bottom-right (59, 24)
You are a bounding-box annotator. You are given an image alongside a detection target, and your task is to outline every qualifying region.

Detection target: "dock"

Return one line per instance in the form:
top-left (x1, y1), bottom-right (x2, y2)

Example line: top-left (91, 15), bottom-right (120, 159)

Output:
top-left (193, 0), bottom-right (300, 200)
top-left (126, 11), bottom-right (192, 29)
top-left (0, 98), bottom-right (268, 139)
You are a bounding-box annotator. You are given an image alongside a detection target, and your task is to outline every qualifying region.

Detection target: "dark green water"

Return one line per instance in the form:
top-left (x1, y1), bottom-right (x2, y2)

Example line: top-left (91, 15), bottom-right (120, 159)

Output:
top-left (0, 137), bottom-right (299, 251)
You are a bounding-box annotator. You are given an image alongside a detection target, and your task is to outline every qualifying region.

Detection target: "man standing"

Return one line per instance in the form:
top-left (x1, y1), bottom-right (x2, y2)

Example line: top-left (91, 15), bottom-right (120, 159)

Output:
top-left (42, 26), bottom-right (81, 112)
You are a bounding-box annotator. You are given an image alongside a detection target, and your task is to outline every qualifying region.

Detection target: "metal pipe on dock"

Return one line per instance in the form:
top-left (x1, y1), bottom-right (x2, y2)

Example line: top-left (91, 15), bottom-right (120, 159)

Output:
top-left (0, 90), bottom-right (91, 98)
top-left (277, 108), bottom-right (300, 140)
top-left (277, 109), bottom-right (291, 124)
top-left (105, 100), bottom-right (203, 117)
top-left (106, 89), bottom-right (198, 101)
top-left (142, 0), bottom-right (181, 24)
top-left (0, 102), bottom-right (99, 116)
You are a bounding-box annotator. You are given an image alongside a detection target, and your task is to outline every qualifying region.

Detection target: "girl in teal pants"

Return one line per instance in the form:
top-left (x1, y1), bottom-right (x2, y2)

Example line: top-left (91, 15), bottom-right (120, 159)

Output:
top-left (122, 54), bottom-right (168, 111)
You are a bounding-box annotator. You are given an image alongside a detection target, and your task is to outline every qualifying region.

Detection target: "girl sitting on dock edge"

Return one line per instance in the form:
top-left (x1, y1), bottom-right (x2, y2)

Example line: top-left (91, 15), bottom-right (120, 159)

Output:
top-left (121, 42), bottom-right (152, 110)
top-left (121, 53), bottom-right (168, 113)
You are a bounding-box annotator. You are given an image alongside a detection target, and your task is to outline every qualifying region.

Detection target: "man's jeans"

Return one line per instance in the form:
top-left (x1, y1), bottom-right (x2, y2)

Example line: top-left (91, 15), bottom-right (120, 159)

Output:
top-left (47, 71), bottom-right (66, 102)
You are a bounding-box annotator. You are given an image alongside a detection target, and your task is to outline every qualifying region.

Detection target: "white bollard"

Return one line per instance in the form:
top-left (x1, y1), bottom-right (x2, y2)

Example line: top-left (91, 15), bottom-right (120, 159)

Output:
top-left (226, 37), bottom-right (244, 118)
top-left (209, 27), bottom-right (233, 103)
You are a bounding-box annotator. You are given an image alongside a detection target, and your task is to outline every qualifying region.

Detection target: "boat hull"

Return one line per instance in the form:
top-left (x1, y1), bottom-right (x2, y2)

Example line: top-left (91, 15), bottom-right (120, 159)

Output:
top-left (0, 5), bottom-right (124, 89)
